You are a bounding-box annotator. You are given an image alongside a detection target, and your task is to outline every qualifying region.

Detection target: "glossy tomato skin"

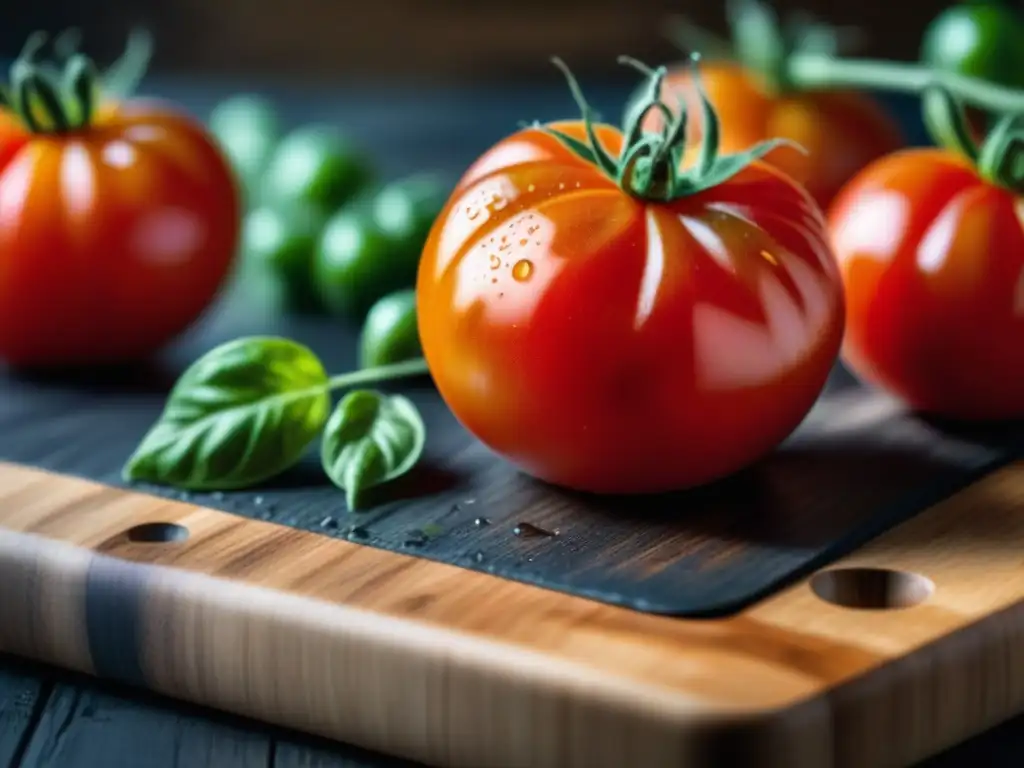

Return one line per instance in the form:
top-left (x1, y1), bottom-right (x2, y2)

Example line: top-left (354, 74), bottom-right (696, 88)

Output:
top-left (829, 148), bottom-right (1024, 420)
top-left (0, 100), bottom-right (240, 367)
top-left (417, 121), bottom-right (846, 494)
top-left (641, 62), bottom-right (903, 209)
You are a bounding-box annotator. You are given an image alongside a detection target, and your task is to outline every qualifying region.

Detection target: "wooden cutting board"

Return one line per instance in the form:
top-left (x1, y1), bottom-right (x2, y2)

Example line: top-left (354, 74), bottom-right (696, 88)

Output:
top-left (2, 280), bottom-right (1024, 768)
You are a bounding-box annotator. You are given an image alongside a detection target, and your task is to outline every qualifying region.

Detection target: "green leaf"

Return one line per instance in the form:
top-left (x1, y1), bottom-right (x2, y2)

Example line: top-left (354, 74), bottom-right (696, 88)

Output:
top-left (320, 390), bottom-right (425, 511)
top-left (123, 337), bottom-right (330, 490)
top-left (684, 138), bottom-right (805, 194)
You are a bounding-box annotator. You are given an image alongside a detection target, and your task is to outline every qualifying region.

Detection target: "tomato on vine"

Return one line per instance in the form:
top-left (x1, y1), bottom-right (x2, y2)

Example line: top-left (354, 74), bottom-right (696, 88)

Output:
top-left (829, 82), bottom-right (1024, 420)
top-left (0, 31), bottom-right (240, 368)
top-left (633, 0), bottom-right (902, 209)
top-left (417, 56), bottom-right (846, 495)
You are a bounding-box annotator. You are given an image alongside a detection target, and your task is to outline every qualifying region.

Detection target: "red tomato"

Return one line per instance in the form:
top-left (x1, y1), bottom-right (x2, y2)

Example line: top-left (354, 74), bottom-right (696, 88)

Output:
top-left (417, 121), bottom-right (846, 494)
top-left (829, 148), bottom-right (1024, 420)
top-left (643, 62), bottom-right (903, 209)
top-left (0, 99), bottom-right (240, 367)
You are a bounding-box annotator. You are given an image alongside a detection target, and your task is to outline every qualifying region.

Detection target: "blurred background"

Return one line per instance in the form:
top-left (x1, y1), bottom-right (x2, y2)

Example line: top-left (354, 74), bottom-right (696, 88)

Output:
top-left (0, 0), bottom-right (977, 84)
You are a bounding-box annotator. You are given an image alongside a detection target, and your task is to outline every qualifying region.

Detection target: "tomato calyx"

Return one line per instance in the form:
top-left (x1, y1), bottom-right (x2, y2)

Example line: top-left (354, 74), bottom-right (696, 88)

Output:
top-left (535, 54), bottom-right (803, 202)
top-left (667, 0), bottom-right (863, 95)
top-left (0, 29), bottom-right (152, 134)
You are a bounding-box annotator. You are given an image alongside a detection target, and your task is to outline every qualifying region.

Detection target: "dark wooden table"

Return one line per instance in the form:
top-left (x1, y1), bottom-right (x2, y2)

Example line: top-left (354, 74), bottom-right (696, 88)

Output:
top-left (0, 73), bottom-right (1019, 767)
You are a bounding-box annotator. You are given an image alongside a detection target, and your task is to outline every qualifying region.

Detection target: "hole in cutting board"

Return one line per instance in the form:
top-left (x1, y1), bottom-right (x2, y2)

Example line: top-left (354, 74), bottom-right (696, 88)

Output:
top-left (125, 522), bottom-right (189, 544)
top-left (810, 567), bottom-right (933, 610)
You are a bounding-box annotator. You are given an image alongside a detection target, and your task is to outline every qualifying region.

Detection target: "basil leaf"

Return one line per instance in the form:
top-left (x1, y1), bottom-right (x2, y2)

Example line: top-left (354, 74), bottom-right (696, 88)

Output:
top-left (123, 336), bottom-right (331, 490)
top-left (320, 390), bottom-right (426, 511)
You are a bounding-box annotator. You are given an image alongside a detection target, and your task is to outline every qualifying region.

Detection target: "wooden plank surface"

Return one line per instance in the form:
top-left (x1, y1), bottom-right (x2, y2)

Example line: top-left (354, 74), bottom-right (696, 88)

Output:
top-left (4, 459), bottom-right (1024, 765)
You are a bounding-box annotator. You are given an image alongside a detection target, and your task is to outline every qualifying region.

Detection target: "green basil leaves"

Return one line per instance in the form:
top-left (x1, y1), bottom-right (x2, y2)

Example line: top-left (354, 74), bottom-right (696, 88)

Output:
top-left (122, 336), bottom-right (429, 511)
top-left (123, 337), bottom-right (331, 490)
top-left (320, 390), bottom-right (425, 511)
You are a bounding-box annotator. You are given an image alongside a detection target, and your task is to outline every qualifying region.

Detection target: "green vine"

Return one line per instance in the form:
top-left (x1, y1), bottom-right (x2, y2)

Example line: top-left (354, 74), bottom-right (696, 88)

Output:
top-left (667, 0), bottom-right (865, 94)
top-left (536, 55), bottom-right (803, 203)
top-left (0, 28), bottom-right (152, 134)
top-left (784, 54), bottom-right (1024, 193)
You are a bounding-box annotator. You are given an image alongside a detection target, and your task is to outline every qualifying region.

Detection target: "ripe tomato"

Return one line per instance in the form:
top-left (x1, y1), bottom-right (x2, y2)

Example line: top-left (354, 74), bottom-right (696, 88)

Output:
top-left (417, 117), bottom-right (846, 495)
top-left (829, 148), bottom-right (1024, 420)
top-left (641, 61), bottom-right (903, 209)
top-left (0, 101), bottom-right (240, 367)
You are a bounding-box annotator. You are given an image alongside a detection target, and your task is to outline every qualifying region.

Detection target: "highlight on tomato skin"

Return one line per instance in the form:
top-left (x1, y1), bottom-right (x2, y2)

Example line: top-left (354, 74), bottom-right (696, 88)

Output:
top-left (0, 31), bottom-right (241, 368)
top-left (828, 147), bottom-right (1024, 422)
top-left (416, 58), bottom-right (846, 497)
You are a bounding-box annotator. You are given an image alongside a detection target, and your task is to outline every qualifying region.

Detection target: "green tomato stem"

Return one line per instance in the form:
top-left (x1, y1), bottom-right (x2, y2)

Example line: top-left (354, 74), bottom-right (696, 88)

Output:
top-left (536, 53), bottom-right (803, 203)
top-left (326, 357), bottom-right (429, 392)
top-left (786, 52), bottom-right (1024, 114)
top-left (922, 86), bottom-right (980, 163)
top-left (1, 28), bottom-right (151, 135)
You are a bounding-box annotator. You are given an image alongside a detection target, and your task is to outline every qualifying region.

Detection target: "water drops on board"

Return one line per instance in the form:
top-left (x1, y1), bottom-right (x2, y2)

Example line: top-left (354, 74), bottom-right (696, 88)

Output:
top-left (513, 522), bottom-right (557, 538)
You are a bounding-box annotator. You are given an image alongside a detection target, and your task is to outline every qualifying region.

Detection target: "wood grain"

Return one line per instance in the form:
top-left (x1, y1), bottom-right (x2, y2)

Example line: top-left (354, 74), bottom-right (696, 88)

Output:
top-left (2, 459), bottom-right (1024, 766)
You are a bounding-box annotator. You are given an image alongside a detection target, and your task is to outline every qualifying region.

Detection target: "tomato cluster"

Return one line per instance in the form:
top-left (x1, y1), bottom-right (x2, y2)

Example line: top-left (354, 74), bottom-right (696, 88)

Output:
top-left (6, 4), bottom-right (1024, 505)
top-left (417, 2), bottom-right (1024, 494)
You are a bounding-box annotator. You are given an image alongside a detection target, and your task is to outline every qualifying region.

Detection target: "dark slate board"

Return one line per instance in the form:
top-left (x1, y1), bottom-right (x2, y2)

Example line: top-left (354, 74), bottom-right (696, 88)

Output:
top-left (1, 272), bottom-right (1022, 618)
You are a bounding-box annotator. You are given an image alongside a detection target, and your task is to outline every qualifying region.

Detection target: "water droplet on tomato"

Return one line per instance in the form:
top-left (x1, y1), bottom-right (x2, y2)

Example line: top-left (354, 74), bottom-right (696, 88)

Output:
top-left (558, 182), bottom-right (565, 190)
top-left (512, 259), bottom-right (534, 282)
top-left (489, 254), bottom-right (501, 270)
top-left (527, 184), bottom-right (536, 193)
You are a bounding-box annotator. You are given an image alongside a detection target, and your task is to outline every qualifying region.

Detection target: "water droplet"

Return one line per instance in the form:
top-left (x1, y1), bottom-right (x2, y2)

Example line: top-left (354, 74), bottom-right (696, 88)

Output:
top-left (527, 184), bottom-right (536, 192)
top-left (512, 260), bottom-right (534, 282)
top-left (463, 498), bottom-right (477, 505)
top-left (254, 495), bottom-right (265, 506)
top-left (320, 516), bottom-right (339, 530)
top-left (474, 517), bottom-right (491, 527)
top-left (575, 181), bottom-right (581, 188)
top-left (489, 254), bottom-right (501, 270)
top-left (348, 525), bottom-right (369, 540)
top-left (404, 529), bottom-right (429, 548)
top-left (513, 522), bottom-right (557, 538)
top-left (558, 182), bottom-right (565, 190)
top-left (474, 551), bottom-right (486, 563)
top-left (760, 249), bottom-right (779, 266)
top-left (211, 491), bottom-right (225, 501)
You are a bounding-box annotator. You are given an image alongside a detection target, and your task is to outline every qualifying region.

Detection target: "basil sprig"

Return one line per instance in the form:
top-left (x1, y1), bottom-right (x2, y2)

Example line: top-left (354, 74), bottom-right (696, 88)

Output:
top-left (123, 336), bottom-right (428, 510)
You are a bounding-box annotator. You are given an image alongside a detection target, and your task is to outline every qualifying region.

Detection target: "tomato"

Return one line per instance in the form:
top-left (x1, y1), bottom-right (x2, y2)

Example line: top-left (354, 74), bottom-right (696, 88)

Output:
top-left (921, 2), bottom-right (1024, 88)
top-left (828, 148), bottom-right (1024, 420)
top-left (360, 288), bottom-right (420, 369)
top-left (416, 116), bottom-right (846, 494)
top-left (0, 95), bottom-right (240, 367)
top-left (208, 94), bottom-right (280, 200)
top-left (241, 202), bottom-right (325, 313)
top-left (313, 206), bottom-right (412, 320)
top-left (639, 61), bottom-right (903, 209)
top-left (258, 125), bottom-right (372, 214)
